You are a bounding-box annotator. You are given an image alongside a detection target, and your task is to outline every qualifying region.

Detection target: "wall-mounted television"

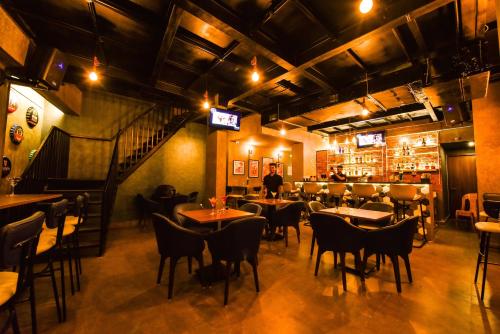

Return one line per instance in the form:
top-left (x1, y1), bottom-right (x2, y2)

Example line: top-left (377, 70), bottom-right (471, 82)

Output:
top-left (356, 130), bottom-right (386, 148)
top-left (209, 108), bottom-right (241, 131)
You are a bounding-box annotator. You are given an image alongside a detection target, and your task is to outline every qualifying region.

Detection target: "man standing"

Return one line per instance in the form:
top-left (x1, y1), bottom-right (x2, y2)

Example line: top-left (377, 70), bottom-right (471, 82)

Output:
top-left (331, 165), bottom-right (347, 182)
top-left (263, 162), bottom-right (283, 199)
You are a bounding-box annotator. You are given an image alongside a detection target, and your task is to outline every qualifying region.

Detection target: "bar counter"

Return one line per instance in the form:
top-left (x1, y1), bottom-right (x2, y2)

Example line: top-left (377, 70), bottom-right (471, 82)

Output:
top-left (294, 181), bottom-right (436, 240)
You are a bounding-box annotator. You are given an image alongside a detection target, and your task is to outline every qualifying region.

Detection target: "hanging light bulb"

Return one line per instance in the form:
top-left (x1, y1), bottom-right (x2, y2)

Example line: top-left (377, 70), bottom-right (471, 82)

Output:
top-left (88, 56), bottom-right (99, 82)
top-left (280, 127), bottom-right (286, 136)
top-left (359, 0), bottom-right (373, 14)
top-left (361, 108), bottom-right (369, 116)
top-left (352, 135), bottom-right (357, 145)
top-left (344, 137), bottom-right (349, 145)
top-left (202, 90), bottom-right (210, 110)
top-left (251, 56), bottom-right (260, 82)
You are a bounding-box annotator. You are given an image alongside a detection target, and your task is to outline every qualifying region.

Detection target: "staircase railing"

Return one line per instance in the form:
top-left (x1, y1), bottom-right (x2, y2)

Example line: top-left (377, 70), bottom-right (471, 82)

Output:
top-left (117, 104), bottom-right (194, 181)
top-left (99, 129), bottom-right (121, 255)
top-left (16, 126), bottom-right (71, 194)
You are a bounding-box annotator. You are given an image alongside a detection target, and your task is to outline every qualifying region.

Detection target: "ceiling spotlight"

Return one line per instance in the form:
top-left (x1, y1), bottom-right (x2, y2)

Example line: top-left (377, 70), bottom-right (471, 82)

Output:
top-left (88, 70), bottom-right (98, 82)
top-left (251, 70), bottom-right (260, 82)
top-left (359, 0), bottom-right (373, 14)
top-left (361, 108), bottom-right (369, 116)
top-left (280, 127), bottom-right (286, 136)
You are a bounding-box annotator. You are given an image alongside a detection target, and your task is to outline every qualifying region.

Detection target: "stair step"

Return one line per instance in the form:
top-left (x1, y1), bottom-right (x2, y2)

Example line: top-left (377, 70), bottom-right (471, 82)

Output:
top-left (79, 226), bottom-right (101, 233)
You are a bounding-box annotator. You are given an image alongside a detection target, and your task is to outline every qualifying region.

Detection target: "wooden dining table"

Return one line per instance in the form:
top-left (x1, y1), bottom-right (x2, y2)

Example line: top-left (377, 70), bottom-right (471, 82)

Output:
top-left (320, 206), bottom-right (393, 222)
top-left (247, 198), bottom-right (294, 207)
top-left (0, 194), bottom-right (63, 210)
top-left (178, 208), bottom-right (255, 230)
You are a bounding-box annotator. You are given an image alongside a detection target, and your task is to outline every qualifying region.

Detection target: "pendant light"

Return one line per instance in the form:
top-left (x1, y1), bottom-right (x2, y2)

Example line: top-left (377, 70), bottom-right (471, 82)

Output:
top-left (359, 0), bottom-right (373, 14)
top-left (278, 104), bottom-right (286, 136)
top-left (202, 90), bottom-right (209, 110)
top-left (251, 56), bottom-right (260, 82)
top-left (88, 56), bottom-right (99, 82)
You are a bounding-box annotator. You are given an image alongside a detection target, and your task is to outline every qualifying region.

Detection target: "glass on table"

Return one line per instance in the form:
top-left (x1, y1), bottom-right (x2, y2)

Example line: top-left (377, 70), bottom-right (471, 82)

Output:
top-left (209, 197), bottom-right (217, 215)
top-left (7, 176), bottom-right (21, 196)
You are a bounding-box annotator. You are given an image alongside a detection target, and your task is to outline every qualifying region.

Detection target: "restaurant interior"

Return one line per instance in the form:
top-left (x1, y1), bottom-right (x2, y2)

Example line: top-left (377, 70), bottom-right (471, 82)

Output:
top-left (0, 0), bottom-right (500, 333)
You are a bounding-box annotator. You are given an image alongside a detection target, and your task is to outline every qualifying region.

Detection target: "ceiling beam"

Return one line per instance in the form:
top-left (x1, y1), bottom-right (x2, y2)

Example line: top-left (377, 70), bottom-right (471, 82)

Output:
top-left (346, 49), bottom-right (368, 70)
top-left (187, 40), bottom-right (240, 89)
top-left (292, 0), bottom-right (335, 38)
top-left (460, 0), bottom-right (488, 40)
top-left (258, 0), bottom-right (290, 27)
top-left (406, 15), bottom-right (428, 55)
top-left (367, 93), bottom-right (388, 111)
top-left (392, 27), bottom-right (414, 64)
top-left (93, 0), bottom-right (161, 25)
top-left (150, 4), bottom-right (184, 85)
top-left (307, 103), bottom-right (426, 131)
top-left (175, 0), bottom-right (335, 91)
top-left (229, 0), bottom-right (454, 106)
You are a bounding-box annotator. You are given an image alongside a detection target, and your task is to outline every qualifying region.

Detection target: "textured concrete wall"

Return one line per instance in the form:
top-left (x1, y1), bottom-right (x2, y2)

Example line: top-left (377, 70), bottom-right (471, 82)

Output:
top-left (473, 80), bottom-right (500, 207)
top-left (114, 122), bottom-right (207, 221)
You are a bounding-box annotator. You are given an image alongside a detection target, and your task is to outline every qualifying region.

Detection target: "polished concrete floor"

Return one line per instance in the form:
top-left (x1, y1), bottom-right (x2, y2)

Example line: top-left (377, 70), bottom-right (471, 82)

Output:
top-left (10, 221), bottom-right (500, 333)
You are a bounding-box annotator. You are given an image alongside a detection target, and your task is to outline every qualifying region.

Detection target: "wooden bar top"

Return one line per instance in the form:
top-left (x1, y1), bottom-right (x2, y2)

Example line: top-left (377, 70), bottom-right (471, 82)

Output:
top-left (248, 199), bottom-right (294, 207)
top-left (178, 208), bottom-right (254, 224)
top-left (320, 207), bottom-right (393, 222)
top-left (0, 194), bottom-right (63, 210)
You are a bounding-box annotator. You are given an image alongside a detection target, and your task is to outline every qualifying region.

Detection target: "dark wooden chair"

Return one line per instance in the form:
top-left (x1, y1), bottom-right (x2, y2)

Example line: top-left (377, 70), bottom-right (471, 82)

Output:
top-left (0, 211), bottom-right (44, 334)
top-left (151, 213), bottom-right (205, 299)
top-left (270, 201), bottom-right (306, 247)
top-left (135, 194), bottom-right (162, 228)
top-left (34, 199), bottom-right (69, 323)
top-left (206, 217), bottom-right (267, 305)
top-left (310, 212), bottom-right (366, 291)
top-left (362, 216), bottom-right (419, 293)
top-left (307, 201), bottom-right (327, 258)
top-left (151, 184), bottom-right (176, 201)
top-left (239, 203), bottom-right (263, 216)
top-left (187, 191), bottom-right (199, 203)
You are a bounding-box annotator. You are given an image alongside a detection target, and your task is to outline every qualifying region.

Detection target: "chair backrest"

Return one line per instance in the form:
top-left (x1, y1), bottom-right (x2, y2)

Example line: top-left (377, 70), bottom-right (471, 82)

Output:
top-left (206, 217), bottom-right (267, 261)
top-left (283, 182), bottom-right (293, 193)
top-left (364, 216), bottom-right (419, 255)
top-left (152, 185), bottom-right (176, 200)
top-left (483, 200), bottom-right (500, 220)
top-left (461, 193), bottom-right (478, 213)
top-left (0, 211), bottom-right (45, 269)
top-left (83, 192), bottom-right (90, 222)
top-left (307, 200), bottom-right (326, 213)
top-left (243, 194), bottom-right (260, 200)
top-left (328, 183), bottom-right (346, 196)
top-left (483, 193), bottom-right (500, 201)
top-left (173, 203), bottom-right (201, 226)
top-left (187, 191), bottom-right (199, 203)
top-left (304, 183), bottom-right (320, 194)
top-left (352, 184), bottom-right (377, 198)
top-left (72, 194), bottom-right (85, 225)
top-left (389, 184), bottom-right (417, 201)
top-left (239, 203), bottom-right (263, 216)
top-left (136, 194), bottom-right (162, 214)
top-left (46, 199), bottom-right (69, 245)
top-left (310, 212), bottom-right (366, 252)
top-left (359, 202), bottom-right (395, 225)
top-left (273, 201), bottom-right (306, 226)
top-left (151, 213), bottom-right (205, 258)
top-left (252, 186), bottom-right (262, 194)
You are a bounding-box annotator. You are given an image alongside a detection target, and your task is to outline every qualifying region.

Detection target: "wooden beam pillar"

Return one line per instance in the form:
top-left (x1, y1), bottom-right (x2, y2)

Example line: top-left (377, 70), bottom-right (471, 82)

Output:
top-left (205, 129), bottom-right (227, 200)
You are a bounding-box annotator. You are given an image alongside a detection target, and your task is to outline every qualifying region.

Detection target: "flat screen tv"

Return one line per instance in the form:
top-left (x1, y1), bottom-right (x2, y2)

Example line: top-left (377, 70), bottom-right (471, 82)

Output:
top-left (209, 108), bottom-right (241, 131)
top-left (356, 130), bottom-right (385, 148)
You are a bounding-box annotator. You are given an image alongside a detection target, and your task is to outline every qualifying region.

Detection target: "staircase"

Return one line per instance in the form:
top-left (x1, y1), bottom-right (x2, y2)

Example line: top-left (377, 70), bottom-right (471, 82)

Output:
top-left (116, 105), bottom-right (195, 182)
top-left (16, 104), bottom-right (196, 256)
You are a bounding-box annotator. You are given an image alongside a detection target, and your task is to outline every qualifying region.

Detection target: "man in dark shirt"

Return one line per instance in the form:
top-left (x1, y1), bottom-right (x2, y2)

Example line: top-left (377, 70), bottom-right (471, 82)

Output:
top-left (331, 165), bottom-right (347, 182)
top-left (263, 163), bottom-right (283, 198)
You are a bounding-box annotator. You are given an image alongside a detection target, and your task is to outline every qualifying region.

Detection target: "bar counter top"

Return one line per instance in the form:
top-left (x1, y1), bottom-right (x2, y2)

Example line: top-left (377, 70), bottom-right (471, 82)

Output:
top-left (296, 180), bottom-right (430, 185)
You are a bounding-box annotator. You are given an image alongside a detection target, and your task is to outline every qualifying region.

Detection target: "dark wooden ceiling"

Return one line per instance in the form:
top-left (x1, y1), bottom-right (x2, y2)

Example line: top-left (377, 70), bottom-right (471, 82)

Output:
top-left (3, 0), bottom-right (499, 132)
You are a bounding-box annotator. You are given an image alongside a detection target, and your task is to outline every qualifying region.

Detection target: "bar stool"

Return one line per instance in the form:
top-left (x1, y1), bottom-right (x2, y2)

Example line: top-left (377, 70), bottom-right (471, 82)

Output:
top-left (351, 184), bottom-right (378, 207)
top-left (479, 193), bottom-right (500, 221)
top-left (474, 200), bottom-right (500, 301)
top-left (327, 183), bottom-right (346, 207)
top-left (303, 183), bottom-right (321, 202)
top-left (389, 184), bottom-right (428, 247)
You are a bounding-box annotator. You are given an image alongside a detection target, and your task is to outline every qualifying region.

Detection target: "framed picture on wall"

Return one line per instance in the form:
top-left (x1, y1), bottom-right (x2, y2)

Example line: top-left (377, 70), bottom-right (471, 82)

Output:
top-left (233, 160), bottom-right (245, 175)
top-left (262, 157), bottom-right (274, 179)
top-left (249, 159), bottom-right (259, 178)
top-left (277, 163), bottom-right (284, 177)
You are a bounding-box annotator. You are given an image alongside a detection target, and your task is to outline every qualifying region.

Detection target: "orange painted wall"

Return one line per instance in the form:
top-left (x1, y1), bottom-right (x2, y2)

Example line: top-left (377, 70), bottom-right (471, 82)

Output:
top-left (472, 80), bottom-right (500, 207)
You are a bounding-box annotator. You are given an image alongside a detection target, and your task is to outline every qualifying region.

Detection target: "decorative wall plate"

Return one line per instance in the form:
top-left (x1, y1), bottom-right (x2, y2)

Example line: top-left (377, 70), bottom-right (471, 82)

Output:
top-left (28, 149), bottom-right (37, 161)
top-left (2, 156), bottom-right (11, 178)
top-left (26, 107), bottom-right (39, 128)
top-left (9, 124), bottom-right (24, 144)
top-left (7, 96), bottom-right (18, 113)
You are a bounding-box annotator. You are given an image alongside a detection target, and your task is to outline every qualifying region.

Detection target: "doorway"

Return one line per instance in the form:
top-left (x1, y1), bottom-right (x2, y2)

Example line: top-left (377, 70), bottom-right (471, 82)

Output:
top-left (447, 153), bottom-right (477, 218)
